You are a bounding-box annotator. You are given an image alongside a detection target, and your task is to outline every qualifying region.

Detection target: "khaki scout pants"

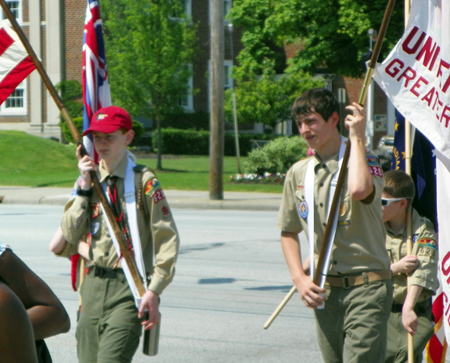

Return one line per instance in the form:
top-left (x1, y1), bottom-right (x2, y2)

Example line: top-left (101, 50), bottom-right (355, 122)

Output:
top-left (314, 279), bottom-right (393, 363)
top-left (76, 267), bottom-right (142, 363)
top-left (385, 300), bottom-right (434, 363)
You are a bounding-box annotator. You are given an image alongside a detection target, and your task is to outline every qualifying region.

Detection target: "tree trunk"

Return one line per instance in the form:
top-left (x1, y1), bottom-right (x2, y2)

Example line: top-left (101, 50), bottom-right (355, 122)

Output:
top-left (156, 118), bottom-right (163, 170)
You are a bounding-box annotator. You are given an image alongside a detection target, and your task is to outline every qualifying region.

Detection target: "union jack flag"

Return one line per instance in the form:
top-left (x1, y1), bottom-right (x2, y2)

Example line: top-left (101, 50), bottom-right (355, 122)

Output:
top-left (82, 0), bottom-right (111, 161)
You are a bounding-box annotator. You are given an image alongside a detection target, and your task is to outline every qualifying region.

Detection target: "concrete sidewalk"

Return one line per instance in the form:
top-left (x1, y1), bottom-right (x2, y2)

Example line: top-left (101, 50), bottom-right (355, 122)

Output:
top-left (0, 186), bottom-right (282, 211)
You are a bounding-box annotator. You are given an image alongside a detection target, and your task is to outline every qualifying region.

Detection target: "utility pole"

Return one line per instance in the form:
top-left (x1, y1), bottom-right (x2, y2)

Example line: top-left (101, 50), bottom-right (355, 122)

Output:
top-left (209, 0), bottom-right (224, 200)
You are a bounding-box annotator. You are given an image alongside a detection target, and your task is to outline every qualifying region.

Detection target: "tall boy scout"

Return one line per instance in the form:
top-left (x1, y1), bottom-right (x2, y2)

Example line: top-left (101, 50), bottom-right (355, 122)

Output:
top-left (382, 170), bottom-right (438, 363)
top-left (61, 106), bottom-right (179, 362)
top-left (277, 88), bottom-right (393, 362)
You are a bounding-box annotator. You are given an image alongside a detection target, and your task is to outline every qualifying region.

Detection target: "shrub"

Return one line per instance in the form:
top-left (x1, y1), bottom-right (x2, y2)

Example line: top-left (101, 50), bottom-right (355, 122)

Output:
top-left (152, 128), bottom-right (275, 156)
top-left (244, 136), bottom-right (308, 175)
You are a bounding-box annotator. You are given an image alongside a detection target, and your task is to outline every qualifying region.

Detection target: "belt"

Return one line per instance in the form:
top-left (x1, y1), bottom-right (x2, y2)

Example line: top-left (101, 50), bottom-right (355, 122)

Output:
top-left (88, 266), bottom-right (124, 279)
top-left (325, 270), bottom-right (392, 289)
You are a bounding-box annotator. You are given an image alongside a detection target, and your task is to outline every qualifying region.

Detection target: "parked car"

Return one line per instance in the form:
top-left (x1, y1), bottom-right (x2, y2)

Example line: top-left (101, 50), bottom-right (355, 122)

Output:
top-left (377, 135), bottom-right (395, 156)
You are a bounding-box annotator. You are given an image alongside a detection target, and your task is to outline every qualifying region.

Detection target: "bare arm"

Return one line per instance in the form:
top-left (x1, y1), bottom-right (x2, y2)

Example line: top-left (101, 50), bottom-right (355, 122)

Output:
top-left (345, 103), bottom-right (374, 201)
top-left (402, 285), bottom-right (423, 335)
top-left (0, 283), bottom-right (38, 363)
top-left (0, 249), bottom-right (70, 340)
top-left (281, 231), bottom-right (325, 309)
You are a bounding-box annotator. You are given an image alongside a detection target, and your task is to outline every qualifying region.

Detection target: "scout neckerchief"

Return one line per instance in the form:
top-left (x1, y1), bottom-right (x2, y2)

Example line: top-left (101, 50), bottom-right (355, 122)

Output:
top-left (101, 155), bottom-right (147, 308)
top-left (305, 137), bottom-right (347, 287)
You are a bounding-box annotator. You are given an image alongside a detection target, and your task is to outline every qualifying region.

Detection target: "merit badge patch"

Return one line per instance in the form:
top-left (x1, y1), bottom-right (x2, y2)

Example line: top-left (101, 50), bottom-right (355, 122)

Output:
top-left (161, 206), bottom-right (170, 216)
top-left (298, 201), bottom-right (308, 219)
top-left (152, 189), bottom-right (166, 204)
top-left (417, 237), bottom-right (438, 250)
top-left (145, 178), bottom-right (160, 196)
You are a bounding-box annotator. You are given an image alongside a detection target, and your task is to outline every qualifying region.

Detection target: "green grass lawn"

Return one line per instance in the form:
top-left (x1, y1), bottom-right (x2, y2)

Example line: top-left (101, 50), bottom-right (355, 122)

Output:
top-left (0, 131), bottom-right (283, 193)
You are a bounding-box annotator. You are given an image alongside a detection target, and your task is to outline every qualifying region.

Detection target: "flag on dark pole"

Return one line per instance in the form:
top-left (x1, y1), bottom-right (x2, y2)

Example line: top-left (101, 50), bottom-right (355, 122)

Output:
top-left (82, 0), bottom-right (111, 161)
top-left (0, 20), bottom-right (35, 105)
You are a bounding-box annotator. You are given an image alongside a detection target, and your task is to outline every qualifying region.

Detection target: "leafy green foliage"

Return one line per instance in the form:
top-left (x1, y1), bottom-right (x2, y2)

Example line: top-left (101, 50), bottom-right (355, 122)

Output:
top-left (225, 64), bottom-right (324, 130)
top-left (244, 136), bottom-right (307, 175)
top-left (55, 80), bottom-right (83, 120)
top-left (165, 111), bottom-right (210, 130)
top-left (101, 0), bottom-right (199, 168)
top-left (230, 0), bottom-right (405, 78)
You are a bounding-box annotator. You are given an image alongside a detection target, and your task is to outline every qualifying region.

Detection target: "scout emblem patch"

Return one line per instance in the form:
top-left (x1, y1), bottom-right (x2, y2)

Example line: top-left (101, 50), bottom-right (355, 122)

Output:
top-left (145, 178), bottom-right (160, 196)
top-left (96, 112), bottom-right (108, 120)
top-left (298, 201), bottom-right (308, 219)
top-left (153, 189), bottom-right (166, 204)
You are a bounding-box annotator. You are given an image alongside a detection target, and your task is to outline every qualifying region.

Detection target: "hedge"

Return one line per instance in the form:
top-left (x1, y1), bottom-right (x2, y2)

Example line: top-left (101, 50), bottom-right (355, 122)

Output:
top-left (151, 128), bottom-right (274, 156)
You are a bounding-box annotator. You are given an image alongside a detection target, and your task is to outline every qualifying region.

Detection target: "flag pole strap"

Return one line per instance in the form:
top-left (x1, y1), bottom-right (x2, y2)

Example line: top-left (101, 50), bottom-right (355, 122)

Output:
top-left (263, 0), bottom-right (397, 329)
top-left (0, 0), bottom-right (145, 298)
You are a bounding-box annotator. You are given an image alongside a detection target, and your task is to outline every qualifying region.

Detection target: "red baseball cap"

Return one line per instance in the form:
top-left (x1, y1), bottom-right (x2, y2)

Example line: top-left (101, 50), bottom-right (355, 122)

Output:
top-left (82, 106), bottom-right (132, 136)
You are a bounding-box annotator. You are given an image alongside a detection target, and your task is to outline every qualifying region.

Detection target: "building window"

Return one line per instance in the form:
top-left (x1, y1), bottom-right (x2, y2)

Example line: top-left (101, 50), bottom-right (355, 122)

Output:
top-left (1, 0), bottom-right (22, 24)
top-left (0, 81), bottom-right (27, 115)
top-left (224, 60), bottom-right (233, 90)
top-left (177, 65), bottom-right (193, 111)
top-left (224, 0), bottom-right (232, 17)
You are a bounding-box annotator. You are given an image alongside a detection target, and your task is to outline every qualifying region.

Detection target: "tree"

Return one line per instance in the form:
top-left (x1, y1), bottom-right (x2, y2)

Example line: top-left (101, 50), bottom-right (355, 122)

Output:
top-left (101, 0), bottom-right (198, 169)
top-left (230, 0), bottom-right (405, 78)
top-left (225, 60), bottom-right (325, 132)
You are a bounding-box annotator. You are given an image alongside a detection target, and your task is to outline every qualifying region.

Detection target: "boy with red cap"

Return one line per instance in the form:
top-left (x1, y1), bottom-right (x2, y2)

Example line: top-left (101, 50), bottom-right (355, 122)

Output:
top-left (60, 105), bottom-right (179, 362)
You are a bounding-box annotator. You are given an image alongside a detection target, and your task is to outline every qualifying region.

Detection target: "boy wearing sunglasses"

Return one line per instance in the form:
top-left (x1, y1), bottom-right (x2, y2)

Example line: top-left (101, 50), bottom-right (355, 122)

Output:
top-left (382, 170), bottom-right (438, 363)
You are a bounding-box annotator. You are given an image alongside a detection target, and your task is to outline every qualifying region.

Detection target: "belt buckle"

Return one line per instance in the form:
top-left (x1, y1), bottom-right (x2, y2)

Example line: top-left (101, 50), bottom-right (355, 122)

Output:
top-left (343, 276), bottom-right (351, 289)
top-left (94, 267), bottom-right (103, 278)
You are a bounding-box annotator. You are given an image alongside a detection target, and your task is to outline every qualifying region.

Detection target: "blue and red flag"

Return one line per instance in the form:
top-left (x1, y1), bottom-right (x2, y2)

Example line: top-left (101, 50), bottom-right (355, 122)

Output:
top-left (72, 0), bottom-right (111, 292)
top-left (82, 0), bottom-right (111, 161)
top-left (391, 110), bottom-right (437, 228)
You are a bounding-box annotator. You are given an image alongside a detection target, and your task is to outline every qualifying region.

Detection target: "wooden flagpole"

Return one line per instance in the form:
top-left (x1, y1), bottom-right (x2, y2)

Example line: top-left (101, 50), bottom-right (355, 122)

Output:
top-left (264, 0), bottom-right (396, 329)
top-left (0, 0), bottom-right (145, 298)
top-left (403, 0), bottom-right (414, 361)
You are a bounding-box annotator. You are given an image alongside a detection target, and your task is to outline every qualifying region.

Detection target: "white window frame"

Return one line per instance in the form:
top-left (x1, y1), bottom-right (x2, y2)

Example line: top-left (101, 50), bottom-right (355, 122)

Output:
top-left (1, 0), bottom-right (22, 24)
top-left (0, 80), bottom-right (27, 115)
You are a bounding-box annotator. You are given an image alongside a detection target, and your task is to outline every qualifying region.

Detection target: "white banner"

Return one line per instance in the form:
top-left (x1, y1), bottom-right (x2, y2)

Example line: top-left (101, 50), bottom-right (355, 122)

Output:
top-left (436, 152), bottom-right (450, 344)
top-left (373, 0), bottom-right (450, 159)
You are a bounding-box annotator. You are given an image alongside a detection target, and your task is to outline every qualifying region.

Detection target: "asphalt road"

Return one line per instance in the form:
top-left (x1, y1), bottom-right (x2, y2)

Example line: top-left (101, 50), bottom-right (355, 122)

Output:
top-left (0, 204), bottom-right (322, 363)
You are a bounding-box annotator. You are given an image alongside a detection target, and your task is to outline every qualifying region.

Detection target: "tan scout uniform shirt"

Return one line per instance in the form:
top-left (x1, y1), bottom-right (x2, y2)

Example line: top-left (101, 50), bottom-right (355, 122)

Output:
top-left (277, 151), bottom-right (390, 275)
top-left (61, 154), bottom-right (179, 296)
top-left (386, 209), bottom-right (438, 304)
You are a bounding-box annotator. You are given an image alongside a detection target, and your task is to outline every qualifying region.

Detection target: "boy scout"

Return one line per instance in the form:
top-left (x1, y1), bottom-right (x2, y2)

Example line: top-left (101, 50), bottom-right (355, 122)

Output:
top-left (277, 88), bottom-right (393, 362)
top-left (61, 106), bottom-right (179, 362)
top-left (382, 170), bottom-right (438, 363)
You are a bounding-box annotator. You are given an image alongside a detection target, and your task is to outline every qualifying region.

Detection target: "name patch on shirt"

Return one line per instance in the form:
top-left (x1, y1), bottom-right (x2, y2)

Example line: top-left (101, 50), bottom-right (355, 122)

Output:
top-left (298, 201), bottom-right (308, 219)
top-left (145, 178), bottom-right (160, 196)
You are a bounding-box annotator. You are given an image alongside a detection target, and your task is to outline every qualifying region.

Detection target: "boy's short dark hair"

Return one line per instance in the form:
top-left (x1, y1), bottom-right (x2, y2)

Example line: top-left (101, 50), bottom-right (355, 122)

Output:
top-left (291, 88), bottom-right (340, 126)
top-left (383, 170), bottom-right (415, 200)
